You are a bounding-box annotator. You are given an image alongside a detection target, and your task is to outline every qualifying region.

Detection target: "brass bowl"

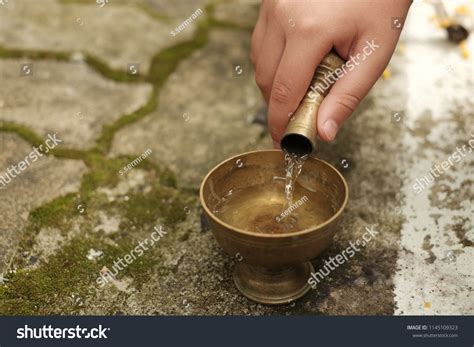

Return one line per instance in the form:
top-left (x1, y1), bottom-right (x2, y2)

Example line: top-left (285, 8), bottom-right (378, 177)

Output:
top-left (200, 150), bottom-right (348, 305)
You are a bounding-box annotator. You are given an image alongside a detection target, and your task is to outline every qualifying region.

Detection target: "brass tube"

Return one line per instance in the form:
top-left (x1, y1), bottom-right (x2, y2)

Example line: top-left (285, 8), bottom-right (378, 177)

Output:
top-left (281, 51), bottom-right (345, 155)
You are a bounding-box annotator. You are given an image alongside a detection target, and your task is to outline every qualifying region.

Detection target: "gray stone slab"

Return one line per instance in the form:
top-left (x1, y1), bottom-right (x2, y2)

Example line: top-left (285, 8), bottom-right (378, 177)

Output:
top-left (214, 0), bottom-right (259, 28)
top-left (118, 0), bottom-right (210, 19)
top-left (110, 29), bottom-right (266, 187)
top-left (0, 59), bottom-right (152, 149)
top-left (0, 133), bottom-right (87, 275)
top-left (0, 0), bottom-right (197, 73)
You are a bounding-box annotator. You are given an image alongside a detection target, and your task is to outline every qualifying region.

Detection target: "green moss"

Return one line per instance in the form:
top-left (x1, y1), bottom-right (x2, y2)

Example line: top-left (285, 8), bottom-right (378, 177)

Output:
top-left (93, 7), bottom-right (217, 153)
top-left (84, 54), bottom-right (145, 83)
top-left (94, 87), bottom-right (158, 154)
top-left (148, 21), bottom-right (210, 88)
top-left (80, 154), bottom-right (128, 195)
top-left (0, 155), bottom-right (188, 313)
top-left (0, 123), bottom-right (95, 160)
top-left (0, 236), bottom-right (98, 314)
top-left (0, 233), bottom-right (162, 314)
top-left (49, 147), bottom-right (88, 161)
top-left (0, 122), bottom-right (45, 149)
top-left (0, 46), bottom-right (143, 83)
top-left (0, 46), bottom-right (70, 61)
top-left (158, 167), bottom-right (177, 188)
top-left (0, 1), bottom-right (223, 314)
top-left (29, 194), bottom-right (78, 230)
top-left (208, 18), bottom-right (253, 32)
top-left (120, 185), bottom-right (188, 229)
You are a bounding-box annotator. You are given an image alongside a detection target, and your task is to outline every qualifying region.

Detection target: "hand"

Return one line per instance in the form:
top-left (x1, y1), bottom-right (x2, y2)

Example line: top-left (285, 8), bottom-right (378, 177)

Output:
top-left (250, 0), bottom-right (411, 146)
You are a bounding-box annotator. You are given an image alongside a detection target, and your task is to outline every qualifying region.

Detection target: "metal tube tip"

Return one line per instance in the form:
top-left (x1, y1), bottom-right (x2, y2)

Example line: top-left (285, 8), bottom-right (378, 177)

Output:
top-left (280, 133), bottom-right (314, 156)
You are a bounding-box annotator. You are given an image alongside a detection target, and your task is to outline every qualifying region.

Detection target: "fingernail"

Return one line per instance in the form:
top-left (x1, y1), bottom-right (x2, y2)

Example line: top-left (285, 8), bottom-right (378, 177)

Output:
top-left (324, 119), bottom-right (339, 141)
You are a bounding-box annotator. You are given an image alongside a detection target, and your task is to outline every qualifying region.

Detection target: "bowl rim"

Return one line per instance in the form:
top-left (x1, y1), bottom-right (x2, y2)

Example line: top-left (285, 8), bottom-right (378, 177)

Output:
top-left (199, 149), bottom-right (349, 239)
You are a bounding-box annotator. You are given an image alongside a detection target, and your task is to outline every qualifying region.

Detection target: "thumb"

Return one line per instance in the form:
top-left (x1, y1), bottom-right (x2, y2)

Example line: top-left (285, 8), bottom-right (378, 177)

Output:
top-left (317, 39), bottom-right (393, 142)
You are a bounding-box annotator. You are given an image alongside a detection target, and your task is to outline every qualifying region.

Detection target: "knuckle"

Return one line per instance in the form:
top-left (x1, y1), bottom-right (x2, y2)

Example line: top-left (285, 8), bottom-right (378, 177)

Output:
top-left (333, 92), bottom-right (361, 113)
top-left (271, 80), bottom-right (292, 105)
top-left (297, 20), bottom-right (319, 37)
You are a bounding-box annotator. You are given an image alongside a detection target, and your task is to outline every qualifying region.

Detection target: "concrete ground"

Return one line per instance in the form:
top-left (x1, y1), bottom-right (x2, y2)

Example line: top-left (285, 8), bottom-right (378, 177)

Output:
top-left (0, 0), bottom-right (472, 315)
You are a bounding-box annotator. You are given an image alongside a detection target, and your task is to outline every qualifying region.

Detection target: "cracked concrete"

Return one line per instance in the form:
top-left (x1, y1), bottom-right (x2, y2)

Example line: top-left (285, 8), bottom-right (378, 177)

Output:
top-left (0, 133), bottom-right (87, 274)
top-left (0, 59), bottom-right (152, 149)
top-left (0, 0), bottom-right (198, 73)
top-left (110, 29), bottom-right (266, 187)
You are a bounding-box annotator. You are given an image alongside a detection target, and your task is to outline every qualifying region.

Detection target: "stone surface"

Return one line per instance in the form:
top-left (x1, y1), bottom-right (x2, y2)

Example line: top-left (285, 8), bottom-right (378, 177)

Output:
top-left (0, 133), bottom-right (87, 274)
top-left (110, 29), bottom-right (267, 187)
top-left (115, 0), bottom-right (210, 19)
top-left (0, 0), bottom-right (197, 73)
top-left (214, 0), bottom-right (259, 28)
top-left (393, 3), bottom-right (474, 315)
top-left (0, 59), bottom-right (152, 149)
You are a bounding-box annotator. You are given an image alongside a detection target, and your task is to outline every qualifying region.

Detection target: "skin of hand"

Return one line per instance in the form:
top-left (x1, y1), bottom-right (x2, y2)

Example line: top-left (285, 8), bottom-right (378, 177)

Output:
top-left (250, 0), bottom-right (412, 147)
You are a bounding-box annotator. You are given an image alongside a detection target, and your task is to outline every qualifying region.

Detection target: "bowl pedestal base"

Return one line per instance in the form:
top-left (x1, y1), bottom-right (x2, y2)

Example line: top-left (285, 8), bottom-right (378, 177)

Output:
top-left (233, 261), bottom-right (314, 305)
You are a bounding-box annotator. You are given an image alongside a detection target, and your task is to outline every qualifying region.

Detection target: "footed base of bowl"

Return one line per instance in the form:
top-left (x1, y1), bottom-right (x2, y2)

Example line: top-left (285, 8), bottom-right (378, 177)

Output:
top-left (233, 261), bottom-right (314, 305)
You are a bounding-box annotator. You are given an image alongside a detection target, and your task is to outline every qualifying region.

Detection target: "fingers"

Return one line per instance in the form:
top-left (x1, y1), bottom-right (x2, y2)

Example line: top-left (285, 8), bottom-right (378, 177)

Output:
top-left (254, 20), bottom-right (285, 102)
top-left (268, 39), bottom-right (332, 147)
top-left (250, 2), bottom-right (268, 65)
top-left (317, 39), bottom-right (394, 141)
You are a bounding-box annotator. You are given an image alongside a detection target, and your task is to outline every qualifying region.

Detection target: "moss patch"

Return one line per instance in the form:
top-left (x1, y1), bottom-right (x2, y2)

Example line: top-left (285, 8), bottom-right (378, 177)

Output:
top-left (0, 46), bottom-right (70, 61)
top-left (0, 232), bottom-right (162, 314)
top-left (119, 185), bottom-right (189, 230)
top-left (0, 122), bottom-right (46, 149)
top-left (0, 2), bottom-right (227, 315)
top-left (29, 194), bottom-right (78, 230)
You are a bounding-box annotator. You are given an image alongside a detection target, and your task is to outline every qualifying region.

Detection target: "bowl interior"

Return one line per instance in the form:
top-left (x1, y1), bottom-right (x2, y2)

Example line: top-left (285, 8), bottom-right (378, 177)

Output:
top-left (200, 150), bottom-right (348, 236)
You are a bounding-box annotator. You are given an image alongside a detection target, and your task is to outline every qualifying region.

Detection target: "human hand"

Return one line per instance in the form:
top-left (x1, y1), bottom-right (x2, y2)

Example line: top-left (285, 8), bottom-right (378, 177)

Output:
top-left (250, 0), bottom-right (411, 147)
